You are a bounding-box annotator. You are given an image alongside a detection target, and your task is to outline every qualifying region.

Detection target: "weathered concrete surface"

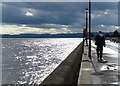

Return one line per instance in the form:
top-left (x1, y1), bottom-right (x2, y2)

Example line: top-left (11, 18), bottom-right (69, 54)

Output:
top-left (40, 41), bottom-right (84, 85)
top-left (78, 42), bottom-right (119, 86)
top-left (77, 46), bottom-right (92, 84)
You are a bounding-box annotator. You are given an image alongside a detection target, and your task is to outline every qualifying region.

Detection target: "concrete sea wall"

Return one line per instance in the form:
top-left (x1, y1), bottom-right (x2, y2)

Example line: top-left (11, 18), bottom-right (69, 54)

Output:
top-left (40, 41), bottom-right (84, 85)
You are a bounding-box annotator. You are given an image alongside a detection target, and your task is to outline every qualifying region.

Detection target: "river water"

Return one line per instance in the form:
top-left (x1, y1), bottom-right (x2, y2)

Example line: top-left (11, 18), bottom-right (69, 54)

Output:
top-left (2, 38), bottom-right (82, 85)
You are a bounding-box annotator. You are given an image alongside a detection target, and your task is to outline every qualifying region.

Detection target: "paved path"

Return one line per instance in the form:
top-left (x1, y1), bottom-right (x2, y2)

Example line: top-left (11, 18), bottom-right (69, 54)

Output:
top-left (78, 42), bottom-right (119, 85)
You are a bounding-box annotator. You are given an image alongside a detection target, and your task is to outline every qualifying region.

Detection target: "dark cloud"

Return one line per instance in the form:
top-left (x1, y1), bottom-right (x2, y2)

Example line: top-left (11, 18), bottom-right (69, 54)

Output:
top-left (1, 2), bottom-right (89, 25)
top-left (2, 2), bottom-right (118, 32)
top-left (24, 24), bottom-right (69, 29)
top-left (92, 2), bottom-right (118, 11)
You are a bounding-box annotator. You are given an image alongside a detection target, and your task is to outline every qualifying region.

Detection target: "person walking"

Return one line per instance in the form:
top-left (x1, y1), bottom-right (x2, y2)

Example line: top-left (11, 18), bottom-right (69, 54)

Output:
top-left (83, 27), bottom-right (88, 46)
top-left (95, 30), bottom-right (107, 63)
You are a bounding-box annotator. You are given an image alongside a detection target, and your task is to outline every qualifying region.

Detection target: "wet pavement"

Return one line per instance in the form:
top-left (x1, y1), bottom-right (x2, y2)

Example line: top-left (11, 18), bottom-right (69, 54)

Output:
top-left (78, 41), bottom-right (119, 85)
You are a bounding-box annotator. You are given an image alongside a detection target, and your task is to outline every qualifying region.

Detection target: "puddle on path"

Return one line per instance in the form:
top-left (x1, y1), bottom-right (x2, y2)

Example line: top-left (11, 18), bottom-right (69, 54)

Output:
top-left (100, 63), bottom-right (118, 71)
top-left (110, 82), bottom-right (120, 85)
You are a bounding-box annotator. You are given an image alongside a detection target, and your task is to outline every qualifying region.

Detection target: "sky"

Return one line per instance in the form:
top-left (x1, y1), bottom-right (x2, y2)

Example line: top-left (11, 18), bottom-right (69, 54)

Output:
top-left (1, 1), bottom-right (119, 35)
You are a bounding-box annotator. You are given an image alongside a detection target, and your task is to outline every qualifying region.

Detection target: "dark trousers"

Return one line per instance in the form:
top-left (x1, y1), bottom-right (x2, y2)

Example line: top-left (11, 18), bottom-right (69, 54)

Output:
top-left (96, 46), bottom-right (103, 60)
top-left (85, 38), bottom-right (88, 46)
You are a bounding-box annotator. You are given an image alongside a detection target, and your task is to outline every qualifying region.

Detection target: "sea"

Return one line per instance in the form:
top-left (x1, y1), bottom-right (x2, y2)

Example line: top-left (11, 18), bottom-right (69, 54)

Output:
top-left (2, 38), bottom-right (82, 85)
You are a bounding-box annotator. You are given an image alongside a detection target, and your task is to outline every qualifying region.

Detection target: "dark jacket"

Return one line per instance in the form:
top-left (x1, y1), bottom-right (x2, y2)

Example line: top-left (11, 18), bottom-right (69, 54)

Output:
top-left (95, 35), bottom-right (105, 47)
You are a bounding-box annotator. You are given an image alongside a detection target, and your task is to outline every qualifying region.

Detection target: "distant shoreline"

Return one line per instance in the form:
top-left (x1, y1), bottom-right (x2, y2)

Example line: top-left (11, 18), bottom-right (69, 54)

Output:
top-left (1, 32), bottom-right (117, 38)
top-left (1, 37), bottom-right (82, 38)
top-left (0, 33), bottom-right (83, 38)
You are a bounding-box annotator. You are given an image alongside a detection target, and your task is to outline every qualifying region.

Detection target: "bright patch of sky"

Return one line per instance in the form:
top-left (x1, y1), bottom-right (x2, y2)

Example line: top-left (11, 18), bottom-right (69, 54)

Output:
top-left (1, 23), bottom-right (76, 34)
top-left (26, 11), bottom-right (33, 16)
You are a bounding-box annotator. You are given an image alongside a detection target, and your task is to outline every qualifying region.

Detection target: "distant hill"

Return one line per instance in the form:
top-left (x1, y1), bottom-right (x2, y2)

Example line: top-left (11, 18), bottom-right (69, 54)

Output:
top-left (1, 33), bottom-right (83, 38)
top-left (0, 32), bottom-right (112, 38)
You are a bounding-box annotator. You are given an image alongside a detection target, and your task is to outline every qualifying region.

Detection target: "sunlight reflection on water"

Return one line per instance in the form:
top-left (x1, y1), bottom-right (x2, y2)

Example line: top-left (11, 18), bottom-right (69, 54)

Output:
top-left (2, 38), bottom-right (82, 84)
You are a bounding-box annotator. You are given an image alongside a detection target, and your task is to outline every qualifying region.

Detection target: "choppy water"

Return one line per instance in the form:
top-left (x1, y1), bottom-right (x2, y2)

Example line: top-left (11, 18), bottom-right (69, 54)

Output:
top-left (2, 38), bottom-right (82, 85)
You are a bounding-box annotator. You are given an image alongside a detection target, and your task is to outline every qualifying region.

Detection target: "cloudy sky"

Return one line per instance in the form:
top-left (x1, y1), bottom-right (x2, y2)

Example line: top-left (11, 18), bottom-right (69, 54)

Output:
top-left (1, 2), bottom-right (119, 34)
